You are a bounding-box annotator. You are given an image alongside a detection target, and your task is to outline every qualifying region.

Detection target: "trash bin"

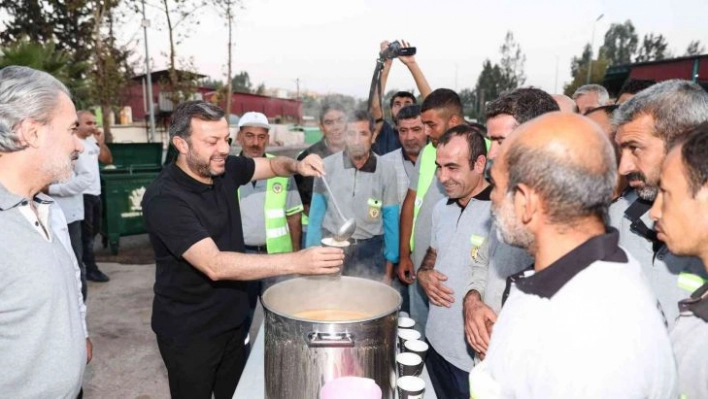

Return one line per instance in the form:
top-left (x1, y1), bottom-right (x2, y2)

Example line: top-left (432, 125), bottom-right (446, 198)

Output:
top-left (100, 143), bottom-right (163, 254)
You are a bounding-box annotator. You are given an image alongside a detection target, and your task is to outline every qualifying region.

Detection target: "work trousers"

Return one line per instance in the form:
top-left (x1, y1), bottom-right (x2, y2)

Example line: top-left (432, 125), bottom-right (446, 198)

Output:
top-left (156, 326), bottom-right (248, 399)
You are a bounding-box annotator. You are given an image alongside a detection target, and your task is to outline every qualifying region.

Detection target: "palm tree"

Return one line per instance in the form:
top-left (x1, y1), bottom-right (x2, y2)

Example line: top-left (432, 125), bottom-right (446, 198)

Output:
top-left (0, 38), bottom-right (89, 106)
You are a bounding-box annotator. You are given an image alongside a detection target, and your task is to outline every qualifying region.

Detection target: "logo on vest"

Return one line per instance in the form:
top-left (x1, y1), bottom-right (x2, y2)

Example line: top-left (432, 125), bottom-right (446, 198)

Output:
top-left (272, 182), bottom-right (283, 194)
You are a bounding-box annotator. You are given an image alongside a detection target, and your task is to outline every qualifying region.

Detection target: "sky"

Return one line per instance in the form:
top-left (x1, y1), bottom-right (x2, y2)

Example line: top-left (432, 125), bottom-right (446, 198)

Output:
top-left (121, 0), bottom-right (707, 98)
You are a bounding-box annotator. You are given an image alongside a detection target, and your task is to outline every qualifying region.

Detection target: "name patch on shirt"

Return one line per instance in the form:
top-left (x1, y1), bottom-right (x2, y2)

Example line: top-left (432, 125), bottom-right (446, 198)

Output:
top-left (470, 234), bottom-right (486, 261)
top-left (368, 198), bottom-right (382, 220)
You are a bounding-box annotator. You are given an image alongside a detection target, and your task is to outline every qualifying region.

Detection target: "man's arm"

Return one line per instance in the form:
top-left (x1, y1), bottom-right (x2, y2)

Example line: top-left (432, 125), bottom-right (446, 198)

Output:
top-left (182, 237), bottom-right (344, 281)
top-left (251, 154), bottom-right (324, 182)
top-left (95, 129), bottom-right (113, 164)
top-left (370, 41), bottom-right (394, 141)
top-left (305, 193), bottom-right (327, 248)
top-left (397, 189), bottom-right (416, 283)
top-left (287, 212), bottom-right (302, 251)
top-left (398, 41), bottom-right (432, 99)
top-left (464, 234), bottom-right (497, 355)
top-left (417, 247), bottom-right (454, 307)
top-left (285, 176), bottom-right (304, 251)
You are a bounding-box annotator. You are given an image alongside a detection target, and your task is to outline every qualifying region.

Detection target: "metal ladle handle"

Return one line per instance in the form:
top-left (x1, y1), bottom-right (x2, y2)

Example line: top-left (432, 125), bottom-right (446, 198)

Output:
top-left (320, 176), bottom-right (348, 222)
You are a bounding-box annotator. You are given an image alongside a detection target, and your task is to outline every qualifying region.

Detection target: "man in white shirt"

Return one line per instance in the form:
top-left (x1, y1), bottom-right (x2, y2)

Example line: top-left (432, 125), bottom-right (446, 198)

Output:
top-left (469, 112), bottom-right (677, 398)
top-left (76, 110), bottom-right (113, 282)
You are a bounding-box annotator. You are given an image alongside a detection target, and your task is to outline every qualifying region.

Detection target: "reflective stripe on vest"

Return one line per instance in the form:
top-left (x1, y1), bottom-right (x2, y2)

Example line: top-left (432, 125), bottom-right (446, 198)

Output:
top-left (410, 143), bottom-right (437, 250)
top-left (678, 272), bottom-right (706, 293)
top-left (237, 154), bottom-right (293, 254)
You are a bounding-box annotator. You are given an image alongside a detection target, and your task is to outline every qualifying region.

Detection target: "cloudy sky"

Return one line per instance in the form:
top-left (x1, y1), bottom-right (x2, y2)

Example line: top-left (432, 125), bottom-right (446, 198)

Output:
top-left (129, 0), bottom-right (707, 98)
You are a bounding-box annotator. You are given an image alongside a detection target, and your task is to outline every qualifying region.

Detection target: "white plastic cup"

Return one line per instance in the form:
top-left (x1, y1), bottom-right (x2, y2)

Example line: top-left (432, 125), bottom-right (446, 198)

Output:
top-left (396, 352), bottom-right (423, 377)
top-left (397, 329), bottom-right (421, 353)
top-left (397, 375), bottom-right (425, 399)
top-left (398, 316), bottom-right (415, 330)
top-left (403, 339), bottom-right (429, 363)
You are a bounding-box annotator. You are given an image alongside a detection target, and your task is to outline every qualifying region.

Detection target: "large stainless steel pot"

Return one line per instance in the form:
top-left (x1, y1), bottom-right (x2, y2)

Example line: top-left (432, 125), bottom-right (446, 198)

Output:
top-left (262, 276), bottom-right (401, 399)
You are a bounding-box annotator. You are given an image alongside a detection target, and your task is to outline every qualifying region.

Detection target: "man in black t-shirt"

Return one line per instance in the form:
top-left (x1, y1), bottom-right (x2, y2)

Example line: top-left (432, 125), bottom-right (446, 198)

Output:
top-left (142, 101), bottom-right (344, 399)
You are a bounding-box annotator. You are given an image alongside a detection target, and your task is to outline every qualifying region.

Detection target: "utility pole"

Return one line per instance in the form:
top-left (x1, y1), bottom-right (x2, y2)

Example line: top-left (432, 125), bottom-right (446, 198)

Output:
top-left (225, 0), bottom-right (234, 125)
top-left (295, 78), bottom-right (301, 124)
top-left (141, 0), bottom-right (156, 143)
top-left (586, 13), bottom-right (604, 84)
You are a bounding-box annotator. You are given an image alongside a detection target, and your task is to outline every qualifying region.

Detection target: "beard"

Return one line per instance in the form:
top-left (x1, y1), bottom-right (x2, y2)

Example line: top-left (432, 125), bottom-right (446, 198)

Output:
top-left (186, 147), bottom-right (224, 178)
top-left (627, 171), bottom-right (658, 201)
top-left (44, 150), bottom-right (79, 183)
top-left (346, 144), bottom-right (369, 159)
top-left (491, 192), bottom-right (535, 250)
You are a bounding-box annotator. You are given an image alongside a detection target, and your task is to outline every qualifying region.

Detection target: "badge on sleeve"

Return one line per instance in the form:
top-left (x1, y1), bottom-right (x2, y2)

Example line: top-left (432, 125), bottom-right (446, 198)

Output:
top-left (367, 198), bottom-right (382, 220)
top-left (272, 182), bottom-right (283, 194)
top-left (470, 234), bottom-right (486, 261)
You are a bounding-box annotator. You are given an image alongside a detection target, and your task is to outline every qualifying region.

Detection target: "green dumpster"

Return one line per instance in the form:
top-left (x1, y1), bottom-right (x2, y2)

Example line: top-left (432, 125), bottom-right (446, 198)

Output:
top-left (100, 143), bottom-right (164, 254)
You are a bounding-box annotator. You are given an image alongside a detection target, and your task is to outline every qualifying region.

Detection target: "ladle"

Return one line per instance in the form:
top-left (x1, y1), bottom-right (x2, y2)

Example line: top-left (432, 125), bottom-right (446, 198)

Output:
top-left (320, 176), bottom-right (357, 241)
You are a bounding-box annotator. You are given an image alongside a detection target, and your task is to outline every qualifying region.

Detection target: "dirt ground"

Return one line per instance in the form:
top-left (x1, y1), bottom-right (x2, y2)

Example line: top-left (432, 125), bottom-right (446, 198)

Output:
top-left (85, 235), bottom-right (263, 399)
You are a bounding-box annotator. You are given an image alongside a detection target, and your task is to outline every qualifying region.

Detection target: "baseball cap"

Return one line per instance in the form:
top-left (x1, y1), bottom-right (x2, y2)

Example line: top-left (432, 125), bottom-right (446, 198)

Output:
top-left (238, 112), bottom-right (271, 130)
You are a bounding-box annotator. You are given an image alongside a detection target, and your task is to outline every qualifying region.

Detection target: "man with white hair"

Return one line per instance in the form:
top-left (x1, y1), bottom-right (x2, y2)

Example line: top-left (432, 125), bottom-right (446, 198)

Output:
top-left (572, 83), bottom-right (609, 114)
top-left (0, 65), bottom-right (89, 398)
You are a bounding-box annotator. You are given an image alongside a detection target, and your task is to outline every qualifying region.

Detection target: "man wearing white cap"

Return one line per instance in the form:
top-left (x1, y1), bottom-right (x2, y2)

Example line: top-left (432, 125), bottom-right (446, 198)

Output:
top-left (237, 112), bottom-right (303, 292)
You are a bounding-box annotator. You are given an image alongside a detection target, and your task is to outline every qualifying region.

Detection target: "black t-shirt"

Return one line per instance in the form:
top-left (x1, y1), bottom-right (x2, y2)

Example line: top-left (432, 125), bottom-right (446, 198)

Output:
top-left (142, 156), bottom-right (255, 340)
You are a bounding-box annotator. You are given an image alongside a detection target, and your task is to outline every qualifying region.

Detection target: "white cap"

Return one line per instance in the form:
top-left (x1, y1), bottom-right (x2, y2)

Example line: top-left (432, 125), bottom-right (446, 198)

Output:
top-left (238, 112), bottom-right (271, 130)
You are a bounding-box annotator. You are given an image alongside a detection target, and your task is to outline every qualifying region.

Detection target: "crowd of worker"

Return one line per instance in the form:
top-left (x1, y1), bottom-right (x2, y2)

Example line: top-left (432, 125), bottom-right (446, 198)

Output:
top-left (2, 37), bottom-right (708, 399)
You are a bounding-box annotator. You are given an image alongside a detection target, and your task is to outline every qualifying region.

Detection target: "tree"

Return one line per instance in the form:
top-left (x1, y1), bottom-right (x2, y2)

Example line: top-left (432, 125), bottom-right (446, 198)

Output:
top-left (570, 44), bottom-right (592, 78)
top-left (458, 88), bottom-right (478, 119)
top-left (0, 0), bottom-right (95, 104)
top-left (89, 0), bottom-right (134, 139)
top-left (600, 20), bottom-right (639, 65)
top-left (475, 59), bottom-right (504, 111)
top-left (211, 0), bottom-right (241, 122)
top-left (0, 39), bottom-right (84, 89)
top-left (498, 31), bottom-right (526, 92)
top-left (255, 83), bottom-right (266, 95)
top-left (685, 40), bottom-right (706, 56)
top-left (564, 57), bottom-right (610, 96)
top-left (635, 33), bottom-right (670, 62)
top-left (232, 71), bottom-right (253, 93)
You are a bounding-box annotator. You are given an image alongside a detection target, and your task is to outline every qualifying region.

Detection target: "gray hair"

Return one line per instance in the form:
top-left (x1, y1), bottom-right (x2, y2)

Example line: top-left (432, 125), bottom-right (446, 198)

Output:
top-left (613, 79), bottom-right (708, 148)
top-left (505, 139), bottom-right (616, 226)
top-left (169, 100), bottom-right (225, 141)
top-left (573, 84), bottom-right (610, 105)
top-left (0, 66), bottom-right (70, 153)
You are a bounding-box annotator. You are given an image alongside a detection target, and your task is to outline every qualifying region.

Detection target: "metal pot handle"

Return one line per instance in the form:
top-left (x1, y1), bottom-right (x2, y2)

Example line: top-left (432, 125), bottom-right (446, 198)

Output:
top-left (307, 332), bottom-right (355, 348)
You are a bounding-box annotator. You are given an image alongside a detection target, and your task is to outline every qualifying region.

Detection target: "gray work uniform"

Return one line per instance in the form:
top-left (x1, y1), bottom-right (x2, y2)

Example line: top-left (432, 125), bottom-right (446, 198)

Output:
top-left (239, 175), bottom-right (302, 247)
top-left (671, 283), bottom-right (708, 399)
top-left (426, 188), bottom-right (492, 373)
top-left (381, 148), bottom-right (415, 206)
top-left (609, 189), bottom-right (707, 328)
top-left (466, 226), bottom-right (533, 314)
top-left (310, 151), bottom-right (398, 242)
top-left (407, 154), bottom-right (446, 332)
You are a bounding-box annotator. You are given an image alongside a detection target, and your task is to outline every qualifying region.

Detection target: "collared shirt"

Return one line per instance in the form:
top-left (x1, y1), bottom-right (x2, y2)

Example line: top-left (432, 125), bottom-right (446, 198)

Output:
top-left (295, 139), bottom-right (335, 208)
top-left (426, 186), bottom-right (492, 372)
top-left (0, 183), bottom-right (87, 398)
top-left (307, 151), bottom-right (400, 262)
top-left (380, 148), bottom-right (416, 206)
top-left (48, 149), bottom-right (93, 223)
top-left (671, 282), bottom-right (708, 399)
top-left (471, 230), bottom-right (678, 399)
top-left (142, 157), bottom-right (255, 340)
top-left (609, 189), bottom-right (708, 328)
top-left (80, 135), bottom-right (102, 196)
top-left (239, 173), bottom-right (302, 246)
